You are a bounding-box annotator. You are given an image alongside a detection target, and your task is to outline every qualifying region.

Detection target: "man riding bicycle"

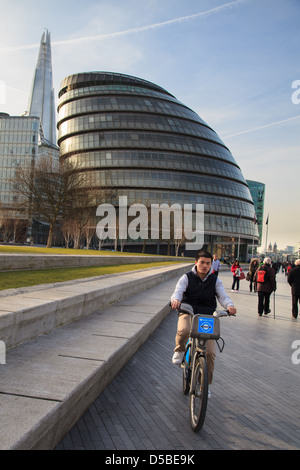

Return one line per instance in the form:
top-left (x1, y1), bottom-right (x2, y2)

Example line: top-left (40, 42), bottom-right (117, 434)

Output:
top-left (171, 250), bottom-right (237, 397)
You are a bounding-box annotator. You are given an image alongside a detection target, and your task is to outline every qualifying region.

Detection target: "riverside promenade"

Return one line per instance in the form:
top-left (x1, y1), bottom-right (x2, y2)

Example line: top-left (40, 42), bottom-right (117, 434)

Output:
top-left (56, 269), bottom-right (300, 451)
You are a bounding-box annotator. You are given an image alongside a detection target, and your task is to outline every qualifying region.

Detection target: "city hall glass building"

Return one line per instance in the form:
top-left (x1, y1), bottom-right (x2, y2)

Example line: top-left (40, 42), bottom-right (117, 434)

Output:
top-left (57, 72), bottom-right (259, 258)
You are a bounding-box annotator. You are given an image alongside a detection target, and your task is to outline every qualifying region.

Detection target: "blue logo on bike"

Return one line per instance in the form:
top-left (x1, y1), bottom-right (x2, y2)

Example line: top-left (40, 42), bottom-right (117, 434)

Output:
top-left (198, 317), bottom-right (215, 334)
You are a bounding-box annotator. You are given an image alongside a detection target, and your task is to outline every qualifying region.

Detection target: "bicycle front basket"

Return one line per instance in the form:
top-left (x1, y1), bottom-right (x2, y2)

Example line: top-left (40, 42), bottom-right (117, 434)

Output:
top-left (190, 314), bottom-right (220, 340)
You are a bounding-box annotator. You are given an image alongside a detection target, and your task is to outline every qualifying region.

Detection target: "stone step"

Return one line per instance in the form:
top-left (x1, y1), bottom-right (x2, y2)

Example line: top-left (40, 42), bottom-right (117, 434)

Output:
top-left (0, 263), bottom-right (191, 350)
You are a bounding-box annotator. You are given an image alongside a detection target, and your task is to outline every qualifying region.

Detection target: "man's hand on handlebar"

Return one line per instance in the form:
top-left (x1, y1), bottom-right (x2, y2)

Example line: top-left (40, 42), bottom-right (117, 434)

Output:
top-left (227, 306), bottom-right (237, 316)
top-left (171, 299), bottom-right (181, 310)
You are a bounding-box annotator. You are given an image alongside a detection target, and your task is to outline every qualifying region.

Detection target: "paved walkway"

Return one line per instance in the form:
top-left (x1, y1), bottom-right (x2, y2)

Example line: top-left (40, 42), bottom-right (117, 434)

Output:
top-left (56, 270), bottom-right (300, 451)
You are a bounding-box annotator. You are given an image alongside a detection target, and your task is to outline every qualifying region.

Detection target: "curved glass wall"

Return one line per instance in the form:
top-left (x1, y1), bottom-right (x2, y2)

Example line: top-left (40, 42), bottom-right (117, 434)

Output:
top-left (57, 72), bottom-right (259, 255)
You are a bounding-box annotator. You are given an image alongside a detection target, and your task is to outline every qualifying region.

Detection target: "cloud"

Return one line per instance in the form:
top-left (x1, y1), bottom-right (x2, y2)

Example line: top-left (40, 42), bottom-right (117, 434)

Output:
top-left (0, 0), bottom-right (248, 53)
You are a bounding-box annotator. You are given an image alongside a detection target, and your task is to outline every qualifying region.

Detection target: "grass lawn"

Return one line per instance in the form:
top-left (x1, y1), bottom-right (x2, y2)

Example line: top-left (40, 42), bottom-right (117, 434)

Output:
top-left (0, 261), bottom-right (184, 291)
top-left (0, 245), bottom-right (156, 256)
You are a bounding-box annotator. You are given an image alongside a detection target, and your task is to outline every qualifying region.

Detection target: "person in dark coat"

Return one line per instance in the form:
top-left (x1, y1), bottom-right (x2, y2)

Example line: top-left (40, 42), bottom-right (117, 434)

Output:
top-left (253, 257), bottom-right (276, 316)
top-left (248, 258), bottom-right (259, 292)
top-left (288, 259), bottom-right (300, 319)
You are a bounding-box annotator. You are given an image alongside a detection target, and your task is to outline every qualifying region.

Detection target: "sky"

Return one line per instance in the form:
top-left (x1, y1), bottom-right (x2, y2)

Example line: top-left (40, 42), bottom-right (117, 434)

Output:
top-left (0, 0), bottom-right (299, 251)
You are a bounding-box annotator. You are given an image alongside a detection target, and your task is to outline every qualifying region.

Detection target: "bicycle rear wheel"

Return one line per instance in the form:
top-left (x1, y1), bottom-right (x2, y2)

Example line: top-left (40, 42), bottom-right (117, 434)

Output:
top-left (189, 355), bottom-right (208, 431)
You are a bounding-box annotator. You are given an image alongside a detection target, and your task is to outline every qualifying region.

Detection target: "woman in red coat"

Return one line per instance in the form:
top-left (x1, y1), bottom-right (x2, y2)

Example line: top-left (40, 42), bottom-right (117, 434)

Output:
top-left (231, 259), bottom-right (242, 291)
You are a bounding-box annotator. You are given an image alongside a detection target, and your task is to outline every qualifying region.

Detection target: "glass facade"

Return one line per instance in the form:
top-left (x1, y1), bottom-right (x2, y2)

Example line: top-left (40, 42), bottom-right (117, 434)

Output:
top-left (0, 113), bottom-right (60, 244)
top-left (0, 114), bottom-right (39, 214)
top-left (246, 180), bottom-right (265, 243)
top-left (57, 72), bottom-right (259, 257)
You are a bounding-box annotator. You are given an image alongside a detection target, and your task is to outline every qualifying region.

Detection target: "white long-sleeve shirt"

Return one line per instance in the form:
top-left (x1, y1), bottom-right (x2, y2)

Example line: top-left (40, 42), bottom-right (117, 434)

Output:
top-left (171, 266), bottom-right (234, 310)
top-left (211, 258), bottom-right (221, 272)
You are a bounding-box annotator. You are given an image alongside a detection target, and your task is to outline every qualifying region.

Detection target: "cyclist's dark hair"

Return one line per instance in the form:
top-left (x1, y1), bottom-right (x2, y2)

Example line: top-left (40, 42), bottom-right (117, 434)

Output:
top-left (195, 250), bottom-right (213, 261)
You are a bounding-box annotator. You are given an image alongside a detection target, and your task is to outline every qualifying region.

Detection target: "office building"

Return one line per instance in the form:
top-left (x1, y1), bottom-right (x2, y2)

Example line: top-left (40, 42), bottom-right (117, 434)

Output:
top-left (246, 180), bottom-right (265, 243)
top-left (0, 113), bottom-right (40, 241)
top-left (0, 30), bottom-right (59, 243)
top-left (28, 29), bottom-right (56, 145)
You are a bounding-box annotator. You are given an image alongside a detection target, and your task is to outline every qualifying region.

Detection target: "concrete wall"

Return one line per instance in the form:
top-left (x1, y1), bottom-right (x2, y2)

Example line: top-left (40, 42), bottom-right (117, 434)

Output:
top-left (0, 253), bottom-right (190, 271)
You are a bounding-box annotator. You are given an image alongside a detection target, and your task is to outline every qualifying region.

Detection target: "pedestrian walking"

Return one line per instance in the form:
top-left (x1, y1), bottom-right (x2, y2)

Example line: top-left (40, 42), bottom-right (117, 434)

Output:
top-left (253, 257), bottom-right (276, 316)
top-left (288, 259), bottom-right (300, 319)
top-left (211, 253), bottom-right (221, 276)
top-left (248, 258), bottom-right (259, 292)
top-left (231, 259), bottom-right (242, 291)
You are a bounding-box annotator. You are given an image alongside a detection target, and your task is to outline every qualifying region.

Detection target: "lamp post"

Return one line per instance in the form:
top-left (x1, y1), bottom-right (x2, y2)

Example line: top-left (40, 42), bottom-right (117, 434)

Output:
top-left (236, 213), bottom-right (241, 260)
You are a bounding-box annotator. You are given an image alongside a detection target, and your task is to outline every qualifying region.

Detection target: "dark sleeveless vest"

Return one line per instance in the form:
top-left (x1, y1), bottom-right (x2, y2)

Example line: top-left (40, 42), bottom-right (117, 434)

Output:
top-left (182, 270), bottom-right (217, 315)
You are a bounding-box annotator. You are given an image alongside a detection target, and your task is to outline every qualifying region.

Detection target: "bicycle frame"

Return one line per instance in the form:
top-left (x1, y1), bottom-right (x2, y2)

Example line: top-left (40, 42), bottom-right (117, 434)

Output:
top-left (182, 335), bottom-right (206, 383)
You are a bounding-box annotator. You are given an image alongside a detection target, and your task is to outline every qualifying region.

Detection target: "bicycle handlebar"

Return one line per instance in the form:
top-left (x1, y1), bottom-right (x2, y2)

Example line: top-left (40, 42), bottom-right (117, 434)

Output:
top-left (174, 303), bottom-right (236, 317)
top-left (213, 310), bottom-right (236, 318)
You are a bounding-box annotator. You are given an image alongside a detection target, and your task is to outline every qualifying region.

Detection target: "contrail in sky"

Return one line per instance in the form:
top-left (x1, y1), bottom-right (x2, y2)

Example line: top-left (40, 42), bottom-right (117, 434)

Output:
top-left (0, 0), bottom-right (247, 52)
top-left (223, 115), bottom-right (300, 138)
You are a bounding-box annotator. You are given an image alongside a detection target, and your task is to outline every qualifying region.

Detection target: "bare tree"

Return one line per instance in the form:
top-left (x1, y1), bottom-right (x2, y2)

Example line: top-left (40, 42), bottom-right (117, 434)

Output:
top-left (62, 185), bottom-right (98, 249)
top-left (82, 219), bottom-right (96, 249)
top-left (0, 203), bottom-right (27, 243)
top-left (13, 157), bottom-right (88, 248)
top-left (61, 220), bottom-right (73, 248)
top-left (174, 235), bottom-right (186, 257)
top-left (0, 218), bottom-right (12, 243)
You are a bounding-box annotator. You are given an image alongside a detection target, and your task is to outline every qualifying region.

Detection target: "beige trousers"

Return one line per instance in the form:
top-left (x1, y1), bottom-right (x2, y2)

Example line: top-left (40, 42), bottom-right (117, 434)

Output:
top-left (174, 313), bottom-right (216, 384)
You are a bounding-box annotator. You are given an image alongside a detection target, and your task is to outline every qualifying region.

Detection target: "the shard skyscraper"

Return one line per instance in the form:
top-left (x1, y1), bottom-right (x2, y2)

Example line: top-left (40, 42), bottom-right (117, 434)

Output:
top-left (28, 29), bottom-right (56, 145)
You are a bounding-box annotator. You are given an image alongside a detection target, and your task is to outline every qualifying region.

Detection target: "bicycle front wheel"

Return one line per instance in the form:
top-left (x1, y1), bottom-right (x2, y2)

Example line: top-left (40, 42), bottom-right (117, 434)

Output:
top-left (189, 355), bottom-right (208, 432)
